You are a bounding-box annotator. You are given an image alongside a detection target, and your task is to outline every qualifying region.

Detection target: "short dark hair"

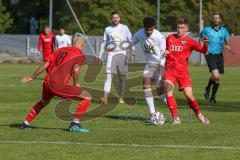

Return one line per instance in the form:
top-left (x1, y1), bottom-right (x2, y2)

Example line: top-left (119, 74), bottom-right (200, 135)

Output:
top-left (176, 18), bottom-right (189, 26)
top-left (42, 24), bottom-right (49, 31)
top-left (143, 17), bottom-right (156, 28)
top-left (59, 26), bottom-right (65, 30)
top-left (212, 12), bottom-right (222, 19)
top-left (111, 11), bottom-right (119, 16)
top-left (43, 24), bottom-right (49, 28)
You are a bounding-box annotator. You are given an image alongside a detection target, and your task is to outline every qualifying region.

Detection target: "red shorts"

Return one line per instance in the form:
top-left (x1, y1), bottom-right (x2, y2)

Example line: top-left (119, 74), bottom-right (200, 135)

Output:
top-left (163, 70), bottom-right (192, 91)
top-left (43, 51), bottom-right (53, 62)
top-left (42, 82), bottom-right (83, 101)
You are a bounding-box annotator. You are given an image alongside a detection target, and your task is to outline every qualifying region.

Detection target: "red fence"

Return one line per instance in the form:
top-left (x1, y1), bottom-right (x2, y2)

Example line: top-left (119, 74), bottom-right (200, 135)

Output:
top-left (224, 36), bottom-right (240, 66)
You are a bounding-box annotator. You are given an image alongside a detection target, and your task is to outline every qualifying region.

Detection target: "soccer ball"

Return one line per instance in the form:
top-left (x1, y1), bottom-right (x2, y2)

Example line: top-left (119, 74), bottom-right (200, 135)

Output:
top-left (151, 112), bottom-right (165, 125)
top-left (119, 40), bottom-right (131, 50)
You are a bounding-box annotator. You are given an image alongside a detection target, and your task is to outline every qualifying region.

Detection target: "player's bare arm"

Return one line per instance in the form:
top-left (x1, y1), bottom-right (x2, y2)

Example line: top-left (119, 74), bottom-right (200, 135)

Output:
top-left (20, 62), bottom-right (49, 84)
top-left (131, 48), bottom-right (136, 56)
top-left (72, 64), bottom-right (81, 87)
top-left (224, 39), bottom-right (231, 51)
top-left (37, 35), bottom-right (42, 56)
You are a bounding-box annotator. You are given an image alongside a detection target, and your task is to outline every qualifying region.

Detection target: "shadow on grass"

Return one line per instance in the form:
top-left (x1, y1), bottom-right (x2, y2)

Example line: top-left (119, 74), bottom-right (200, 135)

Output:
top-left (175, 98), bottom-right (240, 113)
top-left (103, 115), bottom-right (163, 126)
top-left (0, 123), bottom-right (69, 132)
top-left (104, 115), bottom-right (147, 122)
top-left (103, 112), bottom-right (194, 124)
top-left (122, 97), bottom-right (240, 113)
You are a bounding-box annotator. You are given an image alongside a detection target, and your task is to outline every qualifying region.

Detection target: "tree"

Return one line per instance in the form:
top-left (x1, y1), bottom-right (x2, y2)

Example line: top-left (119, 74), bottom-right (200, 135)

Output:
top-left (3, 0), bottom-right (240, 35)
top-left (202, 0), bottom-right (240, 34)
top-left (54, 0), bottom-right (156, 35)
top-left (4, 0), bottom-right (156, 35)
top-left (0, 0), bottom-right (13, 33)
top-left (3, 0), bottom-right (50, 34)
top-left (148, 0), bottom-right (199, 32)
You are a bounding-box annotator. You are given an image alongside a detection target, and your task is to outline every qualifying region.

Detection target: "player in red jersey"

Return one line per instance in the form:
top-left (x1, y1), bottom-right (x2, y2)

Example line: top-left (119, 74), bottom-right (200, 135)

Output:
top-left (37, 25), bottom-right (55, 68)
top-left (21, 26), bottom-right (55, 84)
top-left (163, 18), bottom-right (209, 125)
top-left (20, 36), bottom-right (92, 132)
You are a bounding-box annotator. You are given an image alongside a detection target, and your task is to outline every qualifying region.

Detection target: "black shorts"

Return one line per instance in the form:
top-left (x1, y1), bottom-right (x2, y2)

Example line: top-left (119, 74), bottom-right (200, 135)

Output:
top-left (205, 54), bottom-right (224, 74)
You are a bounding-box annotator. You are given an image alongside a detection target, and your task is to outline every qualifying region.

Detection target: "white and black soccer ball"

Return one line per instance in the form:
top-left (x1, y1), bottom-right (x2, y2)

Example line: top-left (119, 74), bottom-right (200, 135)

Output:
top-left (119, 40), bottom-right (131, 50)
top-left (151, 112), bottom-right (165, 125)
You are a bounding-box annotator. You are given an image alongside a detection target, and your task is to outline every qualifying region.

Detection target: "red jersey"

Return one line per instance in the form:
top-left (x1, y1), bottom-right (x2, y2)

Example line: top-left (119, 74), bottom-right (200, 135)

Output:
top-left (44, 47), bottom-right (85, 86)
top-left (37, 33), bottom-right (55, 62)
top-left (165, 34), bottom-right (207, 73)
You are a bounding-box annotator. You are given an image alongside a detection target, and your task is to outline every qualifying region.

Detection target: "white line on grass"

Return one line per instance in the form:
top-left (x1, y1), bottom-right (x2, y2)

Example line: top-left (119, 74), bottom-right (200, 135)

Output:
top-left (0, 140), bottom-right (240, 150)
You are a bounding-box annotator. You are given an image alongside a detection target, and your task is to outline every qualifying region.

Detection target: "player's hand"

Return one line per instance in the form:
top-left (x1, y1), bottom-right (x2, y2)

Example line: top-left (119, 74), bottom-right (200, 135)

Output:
top-left (202, 37), bottom-right (209, 46)
top-left (224, 45), bottom-right (230, 51)
top-left (37, 51), bottom-right (41, 56)
top-left (20, 76), bottom-right (34, 84)
top-left (224, 45), bottom-right (235, 55)
top-left (74, 83), bottom-right (81, 87)
top-left (105, 48), bottom-right (115, 53)
top-left (163, 50), bottom-right (170, 57)
top-left (131, 49), bottom-right (136, 56)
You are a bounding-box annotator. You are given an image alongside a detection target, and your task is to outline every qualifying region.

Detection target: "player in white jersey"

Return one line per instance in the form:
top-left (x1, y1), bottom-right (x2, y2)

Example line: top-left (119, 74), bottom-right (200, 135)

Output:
top-left (55, 27), bottom-right (71, 49)
top-left (99, 11), bottom-right (134, 104)
top-left (131, 17), bottom-right (167, 124)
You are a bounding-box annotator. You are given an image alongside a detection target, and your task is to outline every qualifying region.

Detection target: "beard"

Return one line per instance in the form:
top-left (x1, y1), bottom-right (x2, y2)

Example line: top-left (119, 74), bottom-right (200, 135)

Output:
top-left (213, 23), bottom-right (220, 27)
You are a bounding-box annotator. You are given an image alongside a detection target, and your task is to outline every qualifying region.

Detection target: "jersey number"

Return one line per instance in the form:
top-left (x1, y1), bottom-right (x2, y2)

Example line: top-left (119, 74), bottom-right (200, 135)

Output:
top-left (55, 51), bottom-right (68, 66)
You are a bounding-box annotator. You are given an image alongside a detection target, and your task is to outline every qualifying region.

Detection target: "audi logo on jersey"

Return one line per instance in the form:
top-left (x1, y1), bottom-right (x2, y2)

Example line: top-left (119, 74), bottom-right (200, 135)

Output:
top-left (170, 45), bottom-right (183, 52)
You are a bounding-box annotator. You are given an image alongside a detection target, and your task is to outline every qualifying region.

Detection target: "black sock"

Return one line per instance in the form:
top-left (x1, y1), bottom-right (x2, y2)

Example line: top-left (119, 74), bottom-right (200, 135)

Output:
top-left (206, 78), bottom-right (214, 90)
top-left (211, 82), bottom-right (220, 98)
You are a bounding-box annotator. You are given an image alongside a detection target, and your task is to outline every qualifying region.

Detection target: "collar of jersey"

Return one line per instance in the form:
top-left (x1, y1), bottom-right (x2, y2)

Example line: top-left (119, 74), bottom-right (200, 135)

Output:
top-left (211, 25), bottom-right (222, 31)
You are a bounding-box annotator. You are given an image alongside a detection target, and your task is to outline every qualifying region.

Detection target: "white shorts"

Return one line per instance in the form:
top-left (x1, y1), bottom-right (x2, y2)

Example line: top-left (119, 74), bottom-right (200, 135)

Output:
top-left (143, 64), bottom-right (164, 88)
top-left (106, 52), bottom-right (128, 75)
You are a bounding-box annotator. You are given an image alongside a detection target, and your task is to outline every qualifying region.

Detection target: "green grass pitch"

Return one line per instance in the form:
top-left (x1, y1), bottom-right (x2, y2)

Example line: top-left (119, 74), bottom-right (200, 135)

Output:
top-left (0, 64), bottom-right (240, 160)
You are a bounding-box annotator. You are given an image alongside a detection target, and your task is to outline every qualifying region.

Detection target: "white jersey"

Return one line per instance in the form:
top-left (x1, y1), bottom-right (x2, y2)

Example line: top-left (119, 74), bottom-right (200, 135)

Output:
top-left (99, 23), bottom-right (132, 58)
top-left (55, 34), bottom-right (71, 49)
top-left (132, 28), bottom-right (166, 66)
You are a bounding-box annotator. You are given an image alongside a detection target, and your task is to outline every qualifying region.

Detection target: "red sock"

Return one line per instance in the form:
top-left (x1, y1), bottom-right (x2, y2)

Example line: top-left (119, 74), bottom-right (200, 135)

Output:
top-left (74, 99), bottom-right (91, 119)
top-left (187, 99), bottom-right (201, 116)
top-left (25, 101), bottom-right (45, 123)
top-left (166, 96), bottom-right (178, 119)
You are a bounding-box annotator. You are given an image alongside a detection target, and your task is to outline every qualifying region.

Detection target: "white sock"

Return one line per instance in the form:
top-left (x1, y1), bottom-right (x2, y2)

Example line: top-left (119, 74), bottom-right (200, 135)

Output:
top-left (103, 74), bottom-right (112, 97)
top-left (72, 117), bottom-right (80, 124)
top-left (24, 120), bottom-right (29, 125)
top-left (159, 94), bottom-right (167, 104)
top-left (144, 88), bottom-right (155, 114)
